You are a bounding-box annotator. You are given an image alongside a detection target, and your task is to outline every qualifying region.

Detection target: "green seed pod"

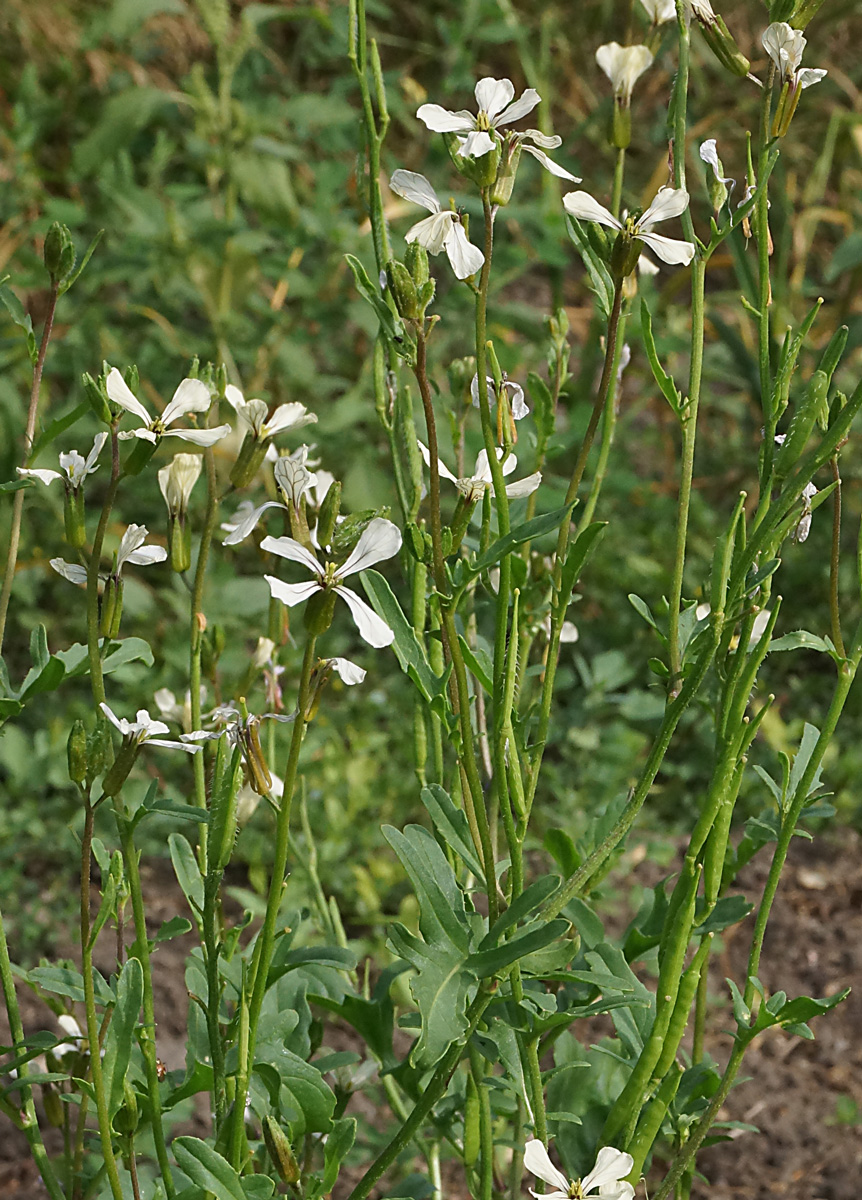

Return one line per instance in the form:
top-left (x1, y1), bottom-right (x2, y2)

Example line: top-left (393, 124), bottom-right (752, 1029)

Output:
top-left (67, 720), bottom-right (88, 784)
top-left (651, 937), bottom-right (713, 1084)
top-left (230, 431), bottom-right (269, 489)
top-left (611, 231), bottom-right (640, 282)
top-left (490, 140), bottom-right (522, 207)
top-left (101, 741), bottom-right (140, 798)
top-left (242, 721), bottom-right (273, 797)
top-left (316, 480), bottom-right (342, 551)
top-left (43, 222), bottom-right (76, 284)
top-left (611, 99), bottom-right (631, 150)
top-left (774, 370), bottom-right (828, 479)
top-left (262, 1116), bottom-right (300, 1184)
top-left (122, 437), bottom-right (158, 477)
top-left (699, 17), bottom-right (751, 77)
top-left (167, 516), bottom-right (192, 574)
top-left (405, 241), bottom-right (430, 287)
top-left (770, 0), bottom-right (796, 19)
top-left (626, 1063), bottom-right (682, 1181)
top-left (208, 743), bottom-right (243, 869)
top-left (386, 260), bottom-right (421, 320)
top-left (463, 1074), bottom-right (481, 1167)
top-left (113, 1081), bottom-right (139, 1136)
top-left (201, 623), bottom-right (226, 678)
top-left (303, 588), bottom-right (336, 637)
top-left (790, 0), bottom-right (826, 26)
top-left (64, 487), bottom-right (87, 549)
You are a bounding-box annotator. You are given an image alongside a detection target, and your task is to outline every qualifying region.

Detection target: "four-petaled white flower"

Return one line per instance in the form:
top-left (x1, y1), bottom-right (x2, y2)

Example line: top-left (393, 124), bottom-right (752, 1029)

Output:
top-left (418, 77), bottom-right (541, 159)
top-left (100, 701), bottom-right (202, 753)
top-left (639, 0), bottom-right (676, 24)
top-left (225, 384), bottom-right (317, 442)
top-left (471, 375), bottom-right (529, 421)
top-left (106, 368), bottom-right (230, 446)
top-left (524, 1139), bottom-right (635, 1200)
top-left (563, 185), bottom-right (696, 267)
top-left (389, 171), bottom-right (485, 280)
top-left (51, 523), bottom-right (167, 587)
top-left (158, 453), bottom-right (202, 517)
top-left (596, 43), bottom-right (654, 104)
top-left (262, 518), bottom-right (401, 648)
top-left (18, 433), bottom-right (108, 490)
top-left (761, 22), bottom-right (827, 91)
top-left (418, 441), bottom-right (541, 503)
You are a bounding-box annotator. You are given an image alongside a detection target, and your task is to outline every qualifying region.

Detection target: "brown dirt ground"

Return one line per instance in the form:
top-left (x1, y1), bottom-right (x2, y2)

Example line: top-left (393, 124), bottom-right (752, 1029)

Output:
top-left (1, 833), bottom-right (860, 1199)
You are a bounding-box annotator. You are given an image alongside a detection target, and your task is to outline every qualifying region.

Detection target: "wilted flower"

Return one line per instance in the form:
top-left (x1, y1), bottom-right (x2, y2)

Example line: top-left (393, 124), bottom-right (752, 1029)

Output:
top-left (262, 518), bottom-right (401, 648)
top-left (18, 433), bottom-right (108, 490)
top-left (563, 185), bottom-right (696, 268)
top-left (596, 43), bottom-right (654, 104)
top-left (523, 1139), bottom-right (635, 1200)
top-left (794, 482), bottom-right (818, 544)
top-left (471, 374), bottom-right (529, 421)
top-left (158, 454), bottom-right (202, 517)
top-left (106, 369), bottom-right (230, 446)
top-left (699, 139), bottom-right (735, 212)
top-left (223, 448), bottom-right (332, 546)
top-left (418, 441), bottom-right (541, 503)
top-left (762, 23), bottom-right (826, 136)
top-left (389, 171), bottom-right (485, 280)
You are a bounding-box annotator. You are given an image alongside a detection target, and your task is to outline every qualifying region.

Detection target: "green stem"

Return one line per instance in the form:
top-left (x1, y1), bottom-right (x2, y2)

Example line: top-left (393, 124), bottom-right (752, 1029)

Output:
top-left (468, 1043), bottom-right (493, 1200)
top-left (86, 432), bottom-right (122, 708)
top-left (580, 310), bottom-right (628, 527)
top-left (190, 447), bottom-right (220, 872)
top-left (828, 457), bottom-right (845, 659)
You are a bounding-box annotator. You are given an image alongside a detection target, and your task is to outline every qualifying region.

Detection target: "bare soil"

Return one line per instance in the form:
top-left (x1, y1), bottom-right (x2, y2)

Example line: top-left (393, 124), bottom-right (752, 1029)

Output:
top-left (1, 834), bottom-right (860, 1199)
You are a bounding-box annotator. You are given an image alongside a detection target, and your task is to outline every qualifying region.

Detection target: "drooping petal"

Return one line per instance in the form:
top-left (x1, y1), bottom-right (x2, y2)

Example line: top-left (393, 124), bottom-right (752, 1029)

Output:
top-left (762, 22), bottom-right (805, 77)
top-left (506, 381), bottom-right (529, 420)
top-left (640, 0), bottom-right (676, 23)
top-left (339, 517), bottom-right (402, 578)
top-left (638, 230), bottom-right (696, 266)
top-left (417, 440), bottom-right (459, 484)
top-left (99, 701), bottom-right (130, 736)
top-left (265, 402), bottom-right (318, 436)
top-left (51, 558), bottom-right (88, 585)
top-left (17, 467), bottom-right (62, 485)
top-left (505, 471), bottom-right (542, 498)
top-left (223, 501), bottom-right (285, 545)
top-left (563, 190), bottom-right (622, 229)
top-left (146, 737), bottom-right (203, 753)
top-left (580, 1146), bottom-right (634, 1196)
top-left (699, 139), bottom-right (735, 187)
top-left (162, 424), bottom-right (232, 446)
top-left (264, 576), bottom-right (321, 607)
top-left (522, 129), bottom-right (562, 149)
top-left (124, 545), bottom-right (168, 567)
top-left (260, 535), bottom-right (325, 577)
top-left (523, 1139), bottom-right (571, 1196)
top-left (639, 186), bottom-right (690, 229)
top-left (406, 211), bottom-right (455, 256)
top-left (443, 221), bottom-right (485, 279)
top-left (335, 585), bottom-right (395, 647)
top-left (521, 142), bottom-right (581, 181)
top-left (390, 169), bottom-right (442, 214)
top-left (224, 384), bottom-right (246, 413)
top-left (117, 427), bottom-right (159, 443)
top-left (797, 67), bottom-right (827, 88)
top-left (162, 377), bottom-right (212, 425)
top-left (84, 432), bottom-right (110, 474)
top-left (105, 368), bottom-right (152, 425)
top-left (494, 87), bottom-right (541, 126)
top-left (474, 77), bottom-right (515, 120)
top-left (329, 658), bottom-right (367, 685)
top-left (458, 129), bottom-right (497, 158)
top-left (415, 103), bottom-right (474, 133)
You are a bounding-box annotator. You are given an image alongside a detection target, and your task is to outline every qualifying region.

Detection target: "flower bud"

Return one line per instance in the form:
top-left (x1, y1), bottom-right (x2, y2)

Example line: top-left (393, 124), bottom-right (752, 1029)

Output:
top-left (316, 479), bottom-right (342, 550)
top-left (241, 721), bottom-right (273, 797)
top-left (405, 522), bottom-right (426, 562)
top-left (385, 260), bottom-right (421, 319)
top-left (404, 241), bottom-right (430, 287)
top-left (43, 222), bottom-right (76, 284)
top-left (82, 372), bottom-right (114, 425)
top-left (113, 1081), bottom-right (139, 1136)
top-left (230, 431), bottom-right (269, 489)
top-left (696, 11), bottom-right (751, 77)
top-left (67, 720), bottom-right (88, 784)
top-left (262, 1116), bottom-right (300, 1184)
top-left (64, 486), bottom-right (87, 549)
top-left (86, 724), bottom-right (112, 782)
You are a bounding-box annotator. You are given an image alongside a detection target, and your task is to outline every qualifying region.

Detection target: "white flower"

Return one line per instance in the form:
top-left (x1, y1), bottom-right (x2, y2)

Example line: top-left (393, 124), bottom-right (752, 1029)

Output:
top-left (106, 368), bottom-right (230, 447)
top-left (222, 448), bottom-right (332, 547)
top-left (418, 441), bottom-right (541, 503)
top-left (18, 433), bottom-right (108, 489)
top-left (327, 657), bottom-right (367, 685)
top-left (524, 1139), bottom-right (635, 1200)
top-left (762, 22), bottom-right (827, 90)
top-left (225, 385), bottom-right (317, 442)
top-left (100, 701), bottom-right (202, 753)
top-left (794, 482), bottom-right (818, 544)
top-left (221, 500), bottom-right (258, 539)
top-left (699, 139), bottom-right (735, 189)
top-left (262, 518), bottom-right (402, 648)
top-left (563, 185), bottom-right (696, 267)
top-left (417, 76), bottom-right (541, 156)
top-left (158, 453), bottom-right (202, 516)
top-left (640, 0), bottom-right (676, 23)
top-left (596, 43), bottom-right (654, 104)
top-left (389, 171), bottom-right (485, 280)
top-left (50, 524), bottom-right (166, 587)
top-left (471, 374), bottom-right (529, 420)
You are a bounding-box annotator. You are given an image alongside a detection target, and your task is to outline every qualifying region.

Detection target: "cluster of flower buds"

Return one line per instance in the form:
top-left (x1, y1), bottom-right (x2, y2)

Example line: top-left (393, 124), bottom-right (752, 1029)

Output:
top-left (385, 242), bottom-right (435, 321)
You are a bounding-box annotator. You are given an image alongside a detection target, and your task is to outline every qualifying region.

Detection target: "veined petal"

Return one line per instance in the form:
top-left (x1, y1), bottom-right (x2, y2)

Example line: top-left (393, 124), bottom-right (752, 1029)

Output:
top-left (264, 576), bottom-right (321, 607)
top-left (699, 139), bottom-right (735, 187)
top-left (162, 377), bottom-right (212, 424)
top-left (521, 143), bottom-right (581, 182)
top-left (406, 211), bottom-right (454, 256)
top-left (124, 545), bottom-right (168, 567)
top-left (223, 501), bottom-right (285, 545)
top-left (522, 129), bottom-right (562, 149)
top-left (639, 230), bottom-right (696, 266)
top-left (106, 368), bottom-right (152, 425)
top-left (640, 0), bottom-right (675, 22)
top-left (339, 517), bottom-right (402, 578)
top-left (523, 1140), bottom-right (571, 1195)
top-left (581, 1147), bottom-right (634, 1195)
top-left (639, 185), bottom-right (690, 228)
top-left (335, 585), bottom-right (394, 648)
top-left (458, 129), bottom-right (497, 158)
top-left (443, 221), bottom-right (485, 279)
top-left (474, 77), bottom-right (515, 120)
top-left (260, 535), bottom-right (325, 577)
top-left (117, 524), bottom-right (148, 568)
top-left (118, 428), bottom-right (159, 443)
top-left (390, 169), bottom-right (442, 214)
top-left (416, 103), bottom-right (474, 133)
top-left (596, 42), bottom-right (653, 101)
top-left (146, 737), bottom-right (203, 753)
top-left (51, 558), bottom-right (88, 585)
top-left (563, 190), bottom-right (622, 229)
top-left (162, 424), bottom-right (232, 446)
top-left (417, 440), bottom-right (459, 484)
top-left (762, 22), bottom-right (805, 76)
top-left (329, 657), bottom-right (367, 685)
top-left (505, 470), bottom-right (542, 498)
top-left (595, 1184), bottom-right (634, 1200)
top-left (266, 402), bottom-right (318, 436)
top-left (18, 467), bottom-right (62, 485)
top-left (494, 87), bottom-right (541, 126)
top-left (797, 67), bottom-right (827, 88)
top-left (506, 380), bottom-right (529, 420)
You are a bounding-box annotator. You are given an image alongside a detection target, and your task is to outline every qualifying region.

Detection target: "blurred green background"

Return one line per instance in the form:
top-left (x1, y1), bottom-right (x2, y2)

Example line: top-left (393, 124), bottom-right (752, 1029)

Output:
top-left (1, 0), bottom-right (861, 960)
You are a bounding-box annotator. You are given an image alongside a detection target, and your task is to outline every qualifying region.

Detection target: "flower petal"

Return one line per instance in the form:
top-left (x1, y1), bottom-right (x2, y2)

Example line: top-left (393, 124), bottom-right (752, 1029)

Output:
top-left (494, 87), bottom-right (541, 126)
top-left (260, 535), bottom-right (325, 577)
top-left (699, 139), bottom-right (735, 187)
top-left (523, 1140), bottom-right (571, 1195)
top-left (563, 190), bottom-right (621, 229)
top-left (406, 211), bottom-right (454, 255)
top-left (638, 230), bottom-right (696, 266)
top-left (146, 738), bottom-right (203, 753)
top-left (521, 143), bottom-right (581, 182)
top-left (522, 129), bottom-right (562, 149)
top-left (581, 1146), bottom-right (634, 1195)
top-left (84, 431), bottom-right (110, 473)
top-left (443, 221), bottom-right (485, 279)
top-left (639, 185), bottom-right (690, 228)
top-left (266, 402), bottom-right (318, 436)
top-left (506, 381), bottom-right (529, 420)
top-left (339, 518), bottom-right (402, 578)
top-left (474, 77), bottom-right (514, 120)
top-left (17, 468), bottom-right (62, 485)
top-left (51, 558), bottom-right (88, 585)
top-left (390, 169), bottom-right (442, 214)
top-left (416, 103), bottom-right (474, 133)
top-left (797, 67), bottom-right (827, 88)
top-left (458, 129), bottom-right (497, 158)
top-left (162, 424), bottom-right (232, 446)
top-left (223, 501), bottom-right (285, 545)
top-left (124, 545), bottom-right (168, 567)
top-left (417, 440), bottom-right (459, 484)
top-left (335, 585), bottom-right (394, 647)
top-left (99, 701), bottom-right (130, 735)
top-left (162, 378), bottom-right (212, 425)
top-left (118, 428), bottom-right (158, 443)
top-left (116, 524), bottom-right (147, 569)
top-left (329, 657), bottom-right (367, 685)
top-left (505, 470), bottom-right (542, 498)
top-left (106, 368), bottom-right (152, 425)
top-left (264, 575), bottom-right (321, 607)
top-left (225, 384), bottom-right (246, 413)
